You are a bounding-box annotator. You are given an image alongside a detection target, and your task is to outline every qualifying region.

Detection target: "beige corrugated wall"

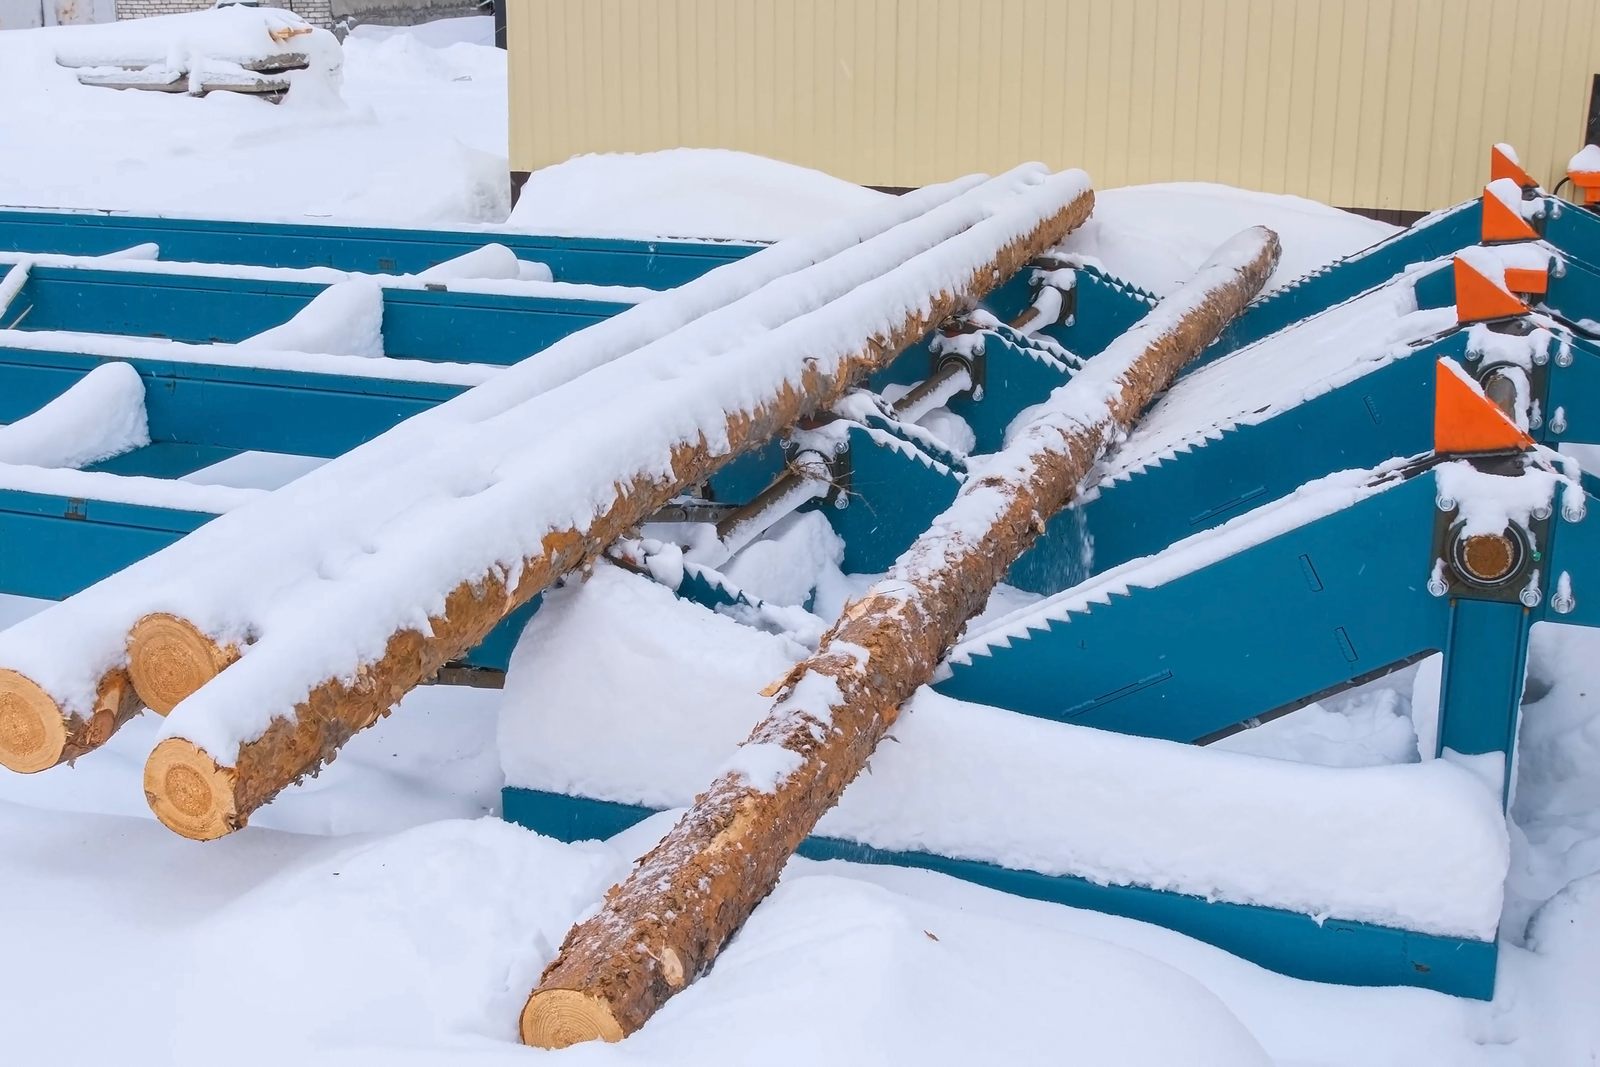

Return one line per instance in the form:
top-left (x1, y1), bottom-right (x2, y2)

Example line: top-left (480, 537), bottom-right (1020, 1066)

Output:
top-left (507, 0), bottom-right (1600, 212)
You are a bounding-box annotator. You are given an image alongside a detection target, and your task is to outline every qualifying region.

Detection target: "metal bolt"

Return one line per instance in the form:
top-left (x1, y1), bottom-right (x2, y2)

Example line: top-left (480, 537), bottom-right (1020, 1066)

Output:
top-left (1436, 495), bottom-right (1458, 513)
top-left (1551, 410), bottom-right (1568, 434)
top-left (1521, 585), bottom-right (1543, 608)
top-left (1533, 503), bottom-right (1552, 521)
top-left (1557, 347), bottom-right (1574, 368)
top-left (1553, 591), bottom-right (1577, 615)
top-left (1564, 499), bottom-right (1587, 523)
top-left (1427, 574), bottom-right (1450, 597)
top-left (1533, 347), bottom-right (1549, 366)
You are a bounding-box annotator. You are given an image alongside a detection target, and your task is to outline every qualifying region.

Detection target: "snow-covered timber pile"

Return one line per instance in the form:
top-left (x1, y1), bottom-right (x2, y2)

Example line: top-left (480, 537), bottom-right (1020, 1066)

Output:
top-left (520, 227), bottom-right (1281, 1048)
top-left (0, 165), bottom-right (1095, 841)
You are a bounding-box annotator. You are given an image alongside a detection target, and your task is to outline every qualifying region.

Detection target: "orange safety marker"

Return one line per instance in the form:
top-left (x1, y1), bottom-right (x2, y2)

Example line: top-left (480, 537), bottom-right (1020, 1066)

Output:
top-left (1570, 170), bottom-right (1600, 207)
top-left (1571, 144), bottom-right (1600, 205)
top-left (1490, 144), bottom-right (1538, 190)
top-left (1503, 265), bottom-right (1549, 296)
top-left (1434, 359), bottom-right (1534, 455)
top-left (1481, 183), bottom-right (1539, 242)
top-left (1455, 255), bottom-right (1529, 323)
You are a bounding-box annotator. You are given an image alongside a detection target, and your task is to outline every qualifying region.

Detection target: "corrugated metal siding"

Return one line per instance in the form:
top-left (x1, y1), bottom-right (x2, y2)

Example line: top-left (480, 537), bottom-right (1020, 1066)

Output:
top-left (507, 0), bottom-right (1600, 211)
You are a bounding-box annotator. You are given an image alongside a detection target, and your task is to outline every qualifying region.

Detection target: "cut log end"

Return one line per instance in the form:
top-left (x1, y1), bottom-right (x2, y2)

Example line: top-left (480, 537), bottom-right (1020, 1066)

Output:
top-left (127, 614), bottom-right (238, 715)
top-left (0, 670), bottom-right (67, 774)
top-left (144, 737), bottom-right (239, 840)
top-left (520, 989), bottom-right (626, 1049)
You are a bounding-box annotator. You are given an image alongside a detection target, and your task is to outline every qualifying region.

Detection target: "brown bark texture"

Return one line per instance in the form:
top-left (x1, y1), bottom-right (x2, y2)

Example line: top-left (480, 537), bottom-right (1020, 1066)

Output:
top-left (143, 184), bottom-right (1097, 841)
top-left (519, 227), bottom-right (1281, 1049)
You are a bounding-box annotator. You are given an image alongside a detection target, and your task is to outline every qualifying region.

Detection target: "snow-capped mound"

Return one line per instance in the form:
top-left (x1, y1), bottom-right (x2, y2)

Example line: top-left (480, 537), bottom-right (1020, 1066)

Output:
top-left (508, 148), bottom-right (893, 240)
top-left (166, 814), bottom-right (1271, 1066)
top-left (1061, 181), bottom-right (1398, 295)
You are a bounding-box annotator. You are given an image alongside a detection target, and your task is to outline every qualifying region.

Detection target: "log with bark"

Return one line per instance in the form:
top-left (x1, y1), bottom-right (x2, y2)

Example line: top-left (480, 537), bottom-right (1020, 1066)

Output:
top-left (0, 170), bottom-right (1003, 775)
top-left (518, 226), bottom-right (1281, 1049)
top-left (0, 668), bottom-right (140, 774)
top-left (142, 171), bottom-right (1097, 840)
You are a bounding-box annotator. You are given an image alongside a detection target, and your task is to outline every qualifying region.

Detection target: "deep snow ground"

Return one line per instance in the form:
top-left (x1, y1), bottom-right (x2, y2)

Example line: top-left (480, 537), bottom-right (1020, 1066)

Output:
top-left (0, 11), bottom-right (1598, 1065)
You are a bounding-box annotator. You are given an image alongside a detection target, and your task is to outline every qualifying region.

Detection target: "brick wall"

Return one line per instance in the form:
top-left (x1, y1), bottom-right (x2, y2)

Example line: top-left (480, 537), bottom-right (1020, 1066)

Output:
top-left (115, 1), bottom-right (333, 26)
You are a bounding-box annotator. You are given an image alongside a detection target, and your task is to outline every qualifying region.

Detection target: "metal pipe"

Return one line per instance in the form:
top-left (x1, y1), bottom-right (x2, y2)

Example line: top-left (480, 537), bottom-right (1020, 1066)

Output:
top-left (713, 450), bottom-right (833, 560)
top-left (890, 360), bottom-right (974, 424)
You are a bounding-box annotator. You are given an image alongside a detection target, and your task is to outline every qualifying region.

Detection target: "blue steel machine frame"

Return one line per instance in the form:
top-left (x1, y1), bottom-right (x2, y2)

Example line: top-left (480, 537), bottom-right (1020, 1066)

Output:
top-left (3, 161), bottom-right (1597, 1001)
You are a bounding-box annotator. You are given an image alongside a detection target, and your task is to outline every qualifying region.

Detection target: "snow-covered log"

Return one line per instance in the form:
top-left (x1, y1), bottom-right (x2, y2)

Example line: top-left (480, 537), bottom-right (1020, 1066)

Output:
top-left (0, 169), bottom-right (1008, 776)
top-left (0, 668), bottom-right (140, 775)
top-left (141, 170), bottom-right (1097, 840)
top-left (518, 226), bottom-right (1281, 1049)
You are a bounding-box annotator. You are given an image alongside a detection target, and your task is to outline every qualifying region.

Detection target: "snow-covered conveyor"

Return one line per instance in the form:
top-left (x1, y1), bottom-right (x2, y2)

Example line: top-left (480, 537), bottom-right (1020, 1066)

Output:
top-left (0, 166), bottom-right (1094, 825)
top-left (4, 145), bottom-right (1600, 1025)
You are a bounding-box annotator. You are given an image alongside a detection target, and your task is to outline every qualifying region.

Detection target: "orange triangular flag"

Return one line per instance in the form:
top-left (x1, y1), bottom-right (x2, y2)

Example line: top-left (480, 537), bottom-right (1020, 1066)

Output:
top-left (1490, 144), bottom-right (1537, 189)
top-left (1434, 359), bottom-right (1534, 455)
top-left (1481, 186), bottom-right (1538, 242)
top-left (1455, 256), bottom-right (1529, 323)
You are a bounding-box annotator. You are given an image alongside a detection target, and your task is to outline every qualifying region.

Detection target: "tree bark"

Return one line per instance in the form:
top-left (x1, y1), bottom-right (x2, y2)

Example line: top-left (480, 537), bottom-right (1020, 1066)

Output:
top-left (143, 178), bottom-right (1097, 841)
top-left (519, 227), bottom-right (1281, 1049)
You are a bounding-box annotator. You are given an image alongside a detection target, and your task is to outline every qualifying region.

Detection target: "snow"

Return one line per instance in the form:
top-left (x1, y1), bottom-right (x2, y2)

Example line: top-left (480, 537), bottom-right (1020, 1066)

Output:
top-left (142, 166), bottom-right (1088, 760)
top-left (508, 149), bottom-right (894, 241)
top-left (501, 563), bottom-right (1506, 939)
top-left (46, 7), bottom-right (343, 73)
top-left (1091, 270), bottom-right (1446, 487)
top-left (1435, 458), bottom-right (1567, 537)
top-left (3, 12), bottom-right (1600, 1064)
top-left (0, 9), bottom-right (507, 225)
top-left (1058, 181), bottom-right (1397, 296)
top-left (414, 243), bottom-right (550, 283)
top-left (1569, 144), bottom-right (1600, 173)
top-left (0, 165), bottom-right (1008, 722)
top-left (238, 277), bottom-right (386, 357)
top-left (0, 360), bottom-right (147, 468)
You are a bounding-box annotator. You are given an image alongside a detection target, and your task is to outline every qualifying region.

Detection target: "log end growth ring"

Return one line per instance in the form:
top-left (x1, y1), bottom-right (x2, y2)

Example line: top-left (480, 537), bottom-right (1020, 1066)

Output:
top-left (128, 614), bottom-right (237, 715)
top-left (0, 670), bottom-right (67, 774)
top-left (520, 989), bottom-right (626, 1049)
top-left (144, 737), bottom-right (239, 840)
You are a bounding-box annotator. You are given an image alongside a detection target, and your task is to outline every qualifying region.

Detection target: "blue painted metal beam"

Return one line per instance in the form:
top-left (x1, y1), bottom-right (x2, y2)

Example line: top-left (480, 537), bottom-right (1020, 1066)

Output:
top-left (0, 489), bottom-right (530, 672)
top-left (1011, 315), bottom-right (1600, 596)
top-left (3, 266), bottom-right (631, 365)
top-left (945, 471), bottom-right (1450, 743)
top-left (0, 208), bottom-right (759, 288)
top-left (1010, 335), bottom-right (1445, 592)
top-left (1206, 200), bottom-right (1483, 361)
top-left (500, 785), bottom-right (1497, 999)
top-left (0, 347), bottom-right (464, 458)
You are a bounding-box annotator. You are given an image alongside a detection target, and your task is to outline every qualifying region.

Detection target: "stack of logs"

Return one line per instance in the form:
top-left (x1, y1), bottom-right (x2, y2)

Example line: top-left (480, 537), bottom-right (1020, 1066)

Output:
top-left (519, 226), bottom-right (1281, 1047)
top-left (0, 160), bottom-right (1276, 1050)
top-left (0, 165), bottom-right (1094, 834)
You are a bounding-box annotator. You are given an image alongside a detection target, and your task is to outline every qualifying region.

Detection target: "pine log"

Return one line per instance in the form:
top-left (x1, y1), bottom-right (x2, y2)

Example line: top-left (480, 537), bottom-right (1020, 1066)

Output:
top-left (127, 614), bottom-right (240, 715)
top-left (519, 226), bottom-right (1281, 1048)
top-left (0, 668), bottom-right (141, 773)
top-left (143, 175), bottom-right (1098, 841)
